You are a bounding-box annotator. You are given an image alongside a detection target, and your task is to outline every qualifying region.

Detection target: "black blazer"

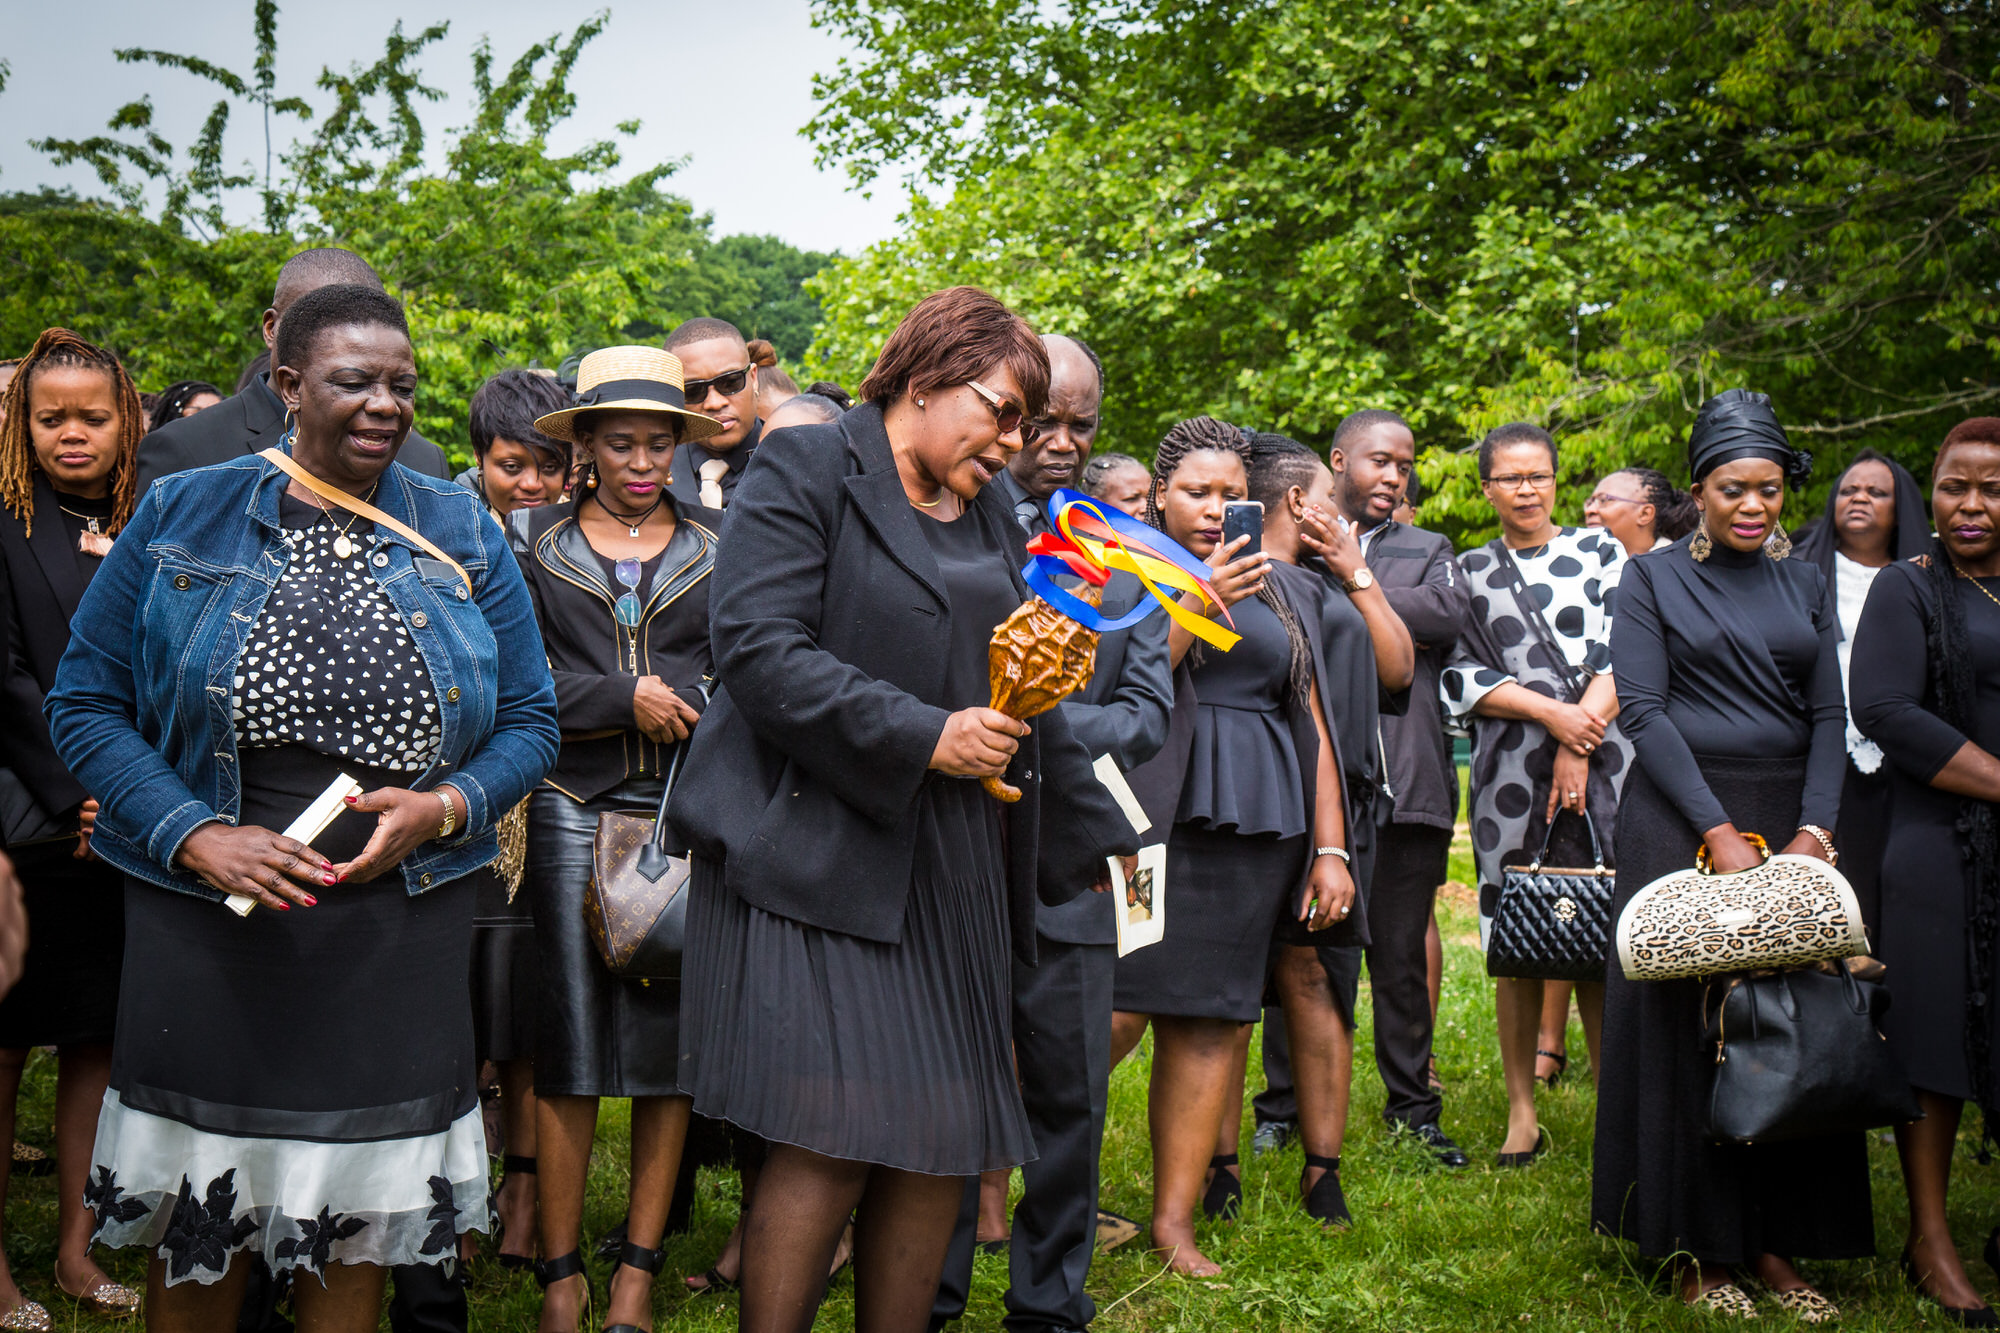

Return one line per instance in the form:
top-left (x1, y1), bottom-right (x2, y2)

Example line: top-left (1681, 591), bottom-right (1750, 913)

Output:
top-left (508, 494), bottom-right (720, 802)
top-left (0, 475), bottom-right (103, 816)
top-left (1360, 521), bottom-right (1468, 830)
top-left (135, 374), bottom-right (453, 493)
top-left (667, 402), bottom-right (1139, 965)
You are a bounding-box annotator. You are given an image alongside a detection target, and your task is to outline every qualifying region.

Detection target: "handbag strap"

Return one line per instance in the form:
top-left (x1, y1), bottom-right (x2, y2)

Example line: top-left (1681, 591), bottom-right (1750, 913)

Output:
top-left (1527, 808), bottom-right (1606, 872)
top-left (649, 740), bottom-right (689, 849)
top-left (1486, 538), bottom-right (1588, 704)
top-left (258, 448), bottom-right (473, 597)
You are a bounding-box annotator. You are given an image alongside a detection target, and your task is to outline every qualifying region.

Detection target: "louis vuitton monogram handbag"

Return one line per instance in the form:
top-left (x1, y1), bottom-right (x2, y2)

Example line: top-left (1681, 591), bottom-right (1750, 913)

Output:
top-left (583, 743), bottom-right (691, 982)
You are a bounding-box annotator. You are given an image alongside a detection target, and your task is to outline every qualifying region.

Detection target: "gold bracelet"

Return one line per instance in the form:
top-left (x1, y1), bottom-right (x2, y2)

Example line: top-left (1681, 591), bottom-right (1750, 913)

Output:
top-left (435, 788), bottom-right (458, 841)
top-left (1798, 823), bottom-right (1837, 865)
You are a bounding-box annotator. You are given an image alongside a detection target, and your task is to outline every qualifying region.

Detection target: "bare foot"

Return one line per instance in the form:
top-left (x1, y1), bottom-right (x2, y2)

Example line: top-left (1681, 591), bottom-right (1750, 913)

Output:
top-left (605, 1261), bottom-right (656, 1332)
top-left (1904, 1233), bottom-right (1989, 1312)
top-left (1149, 1222), bottom-right (1221, 1278)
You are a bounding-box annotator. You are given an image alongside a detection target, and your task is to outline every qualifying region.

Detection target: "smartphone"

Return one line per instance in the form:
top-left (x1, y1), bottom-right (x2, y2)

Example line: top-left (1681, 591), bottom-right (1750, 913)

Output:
top-left (1221, 501), bottom-right (1264, 559)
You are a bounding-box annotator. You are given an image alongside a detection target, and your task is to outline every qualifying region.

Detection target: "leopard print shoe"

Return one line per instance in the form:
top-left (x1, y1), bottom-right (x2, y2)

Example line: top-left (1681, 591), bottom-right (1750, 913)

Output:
top-left (1771, 1287), bottom-right (1839, 1324)
top-left (1690, 1282), bottom-right (1760, 1318)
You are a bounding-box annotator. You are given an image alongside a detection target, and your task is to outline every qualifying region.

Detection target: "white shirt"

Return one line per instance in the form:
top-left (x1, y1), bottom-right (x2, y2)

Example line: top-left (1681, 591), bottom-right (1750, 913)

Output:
top-left (1834, 551), bottom-right (1885, 773)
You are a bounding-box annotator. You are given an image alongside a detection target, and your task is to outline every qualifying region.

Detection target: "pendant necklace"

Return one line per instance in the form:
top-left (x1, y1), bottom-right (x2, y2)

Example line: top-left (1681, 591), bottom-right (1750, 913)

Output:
top-left (56, 503), bottom-right (114, 558)
top-left (309, 486), bottom-right (377, 559)
top-left (596, 490), bottom-right (666, 537)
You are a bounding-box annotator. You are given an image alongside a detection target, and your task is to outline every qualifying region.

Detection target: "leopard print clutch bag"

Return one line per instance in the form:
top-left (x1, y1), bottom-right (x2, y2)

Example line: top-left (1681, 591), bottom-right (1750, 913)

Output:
top-left (1617, 854), bottom-right (1867, 981)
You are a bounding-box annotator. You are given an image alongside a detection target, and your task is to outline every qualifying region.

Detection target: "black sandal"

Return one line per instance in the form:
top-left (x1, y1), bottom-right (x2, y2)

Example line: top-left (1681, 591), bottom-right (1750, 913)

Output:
top-left (533, 1250), bottom-right (591, 1329)
top-left (687, 1266), bottom-right (739, 1297)
top-left (1300, 1153), bottom-right (1351, 1228)
top-left (1200, 1153), bottom-right (1241, 1220)
top-left (495, 1155), bottom-right (537, 1271)
top-left (603, 1241), bottom-right (666, 1333)
top-left (1535, 1049), bottom-right (1568, 1088)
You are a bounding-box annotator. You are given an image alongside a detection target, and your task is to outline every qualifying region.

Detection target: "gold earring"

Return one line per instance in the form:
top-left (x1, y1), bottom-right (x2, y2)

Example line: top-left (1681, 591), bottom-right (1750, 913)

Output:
top-left (1690, 527), bottom-right (1713, 562)
top-left (1765, 525), bottom-right (1792, 561)
top-left (586, 463), bottom-right (599, 490)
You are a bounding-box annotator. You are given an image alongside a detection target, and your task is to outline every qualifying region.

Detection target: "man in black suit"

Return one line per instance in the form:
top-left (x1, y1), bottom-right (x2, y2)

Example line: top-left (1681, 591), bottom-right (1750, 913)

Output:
top-left (932, 335), bottom-right (1172, 1333)
top-left (135, 249), bottom-right (453, 492)
top-left (661, 317), bottom-right (762, 510)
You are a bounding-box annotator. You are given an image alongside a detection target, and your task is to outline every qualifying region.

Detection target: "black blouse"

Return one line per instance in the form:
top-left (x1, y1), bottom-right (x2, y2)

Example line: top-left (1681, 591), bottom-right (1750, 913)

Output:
top-left (510, 495), bottom-right (718, 801)
top-left (1611, 541), bottom-right (1846, 834)
top-left (1178, 592), bottom-right (1308, 838)
top-left (1851, 560), bottom-right (2000, 782)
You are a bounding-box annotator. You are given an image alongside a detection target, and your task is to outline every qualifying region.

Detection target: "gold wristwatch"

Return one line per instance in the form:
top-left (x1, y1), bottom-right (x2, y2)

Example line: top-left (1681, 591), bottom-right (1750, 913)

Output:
top-left (1341, 567), bottom-right (1375, 594)
top-left (435, 789), bottom-right (458, 840)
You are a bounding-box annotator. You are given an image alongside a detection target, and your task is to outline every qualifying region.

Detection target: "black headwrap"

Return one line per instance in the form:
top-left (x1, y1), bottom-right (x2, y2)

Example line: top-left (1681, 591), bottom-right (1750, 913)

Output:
top-left (1789, 451), bottom-right (1932, 612)
top-left (1687, 388), bottom-right (1814, 490)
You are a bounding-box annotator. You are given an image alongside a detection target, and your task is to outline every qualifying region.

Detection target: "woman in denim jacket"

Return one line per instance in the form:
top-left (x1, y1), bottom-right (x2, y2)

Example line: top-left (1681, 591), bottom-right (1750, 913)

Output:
top-left (45, 284), bottom-right (558, 1332)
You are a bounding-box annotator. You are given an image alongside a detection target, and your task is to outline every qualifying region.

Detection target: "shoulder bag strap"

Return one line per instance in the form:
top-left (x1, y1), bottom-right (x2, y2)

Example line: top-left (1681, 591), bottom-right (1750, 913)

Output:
top-left (1486, 538), bottom-right (1587, 704)
top-left (259, 448), bottom-right (473, 597)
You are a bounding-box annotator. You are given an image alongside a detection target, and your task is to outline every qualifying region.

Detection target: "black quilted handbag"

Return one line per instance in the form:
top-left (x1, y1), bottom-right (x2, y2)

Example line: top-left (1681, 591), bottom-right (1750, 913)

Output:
top-left (1486, 812), bottom-right (1615, 982)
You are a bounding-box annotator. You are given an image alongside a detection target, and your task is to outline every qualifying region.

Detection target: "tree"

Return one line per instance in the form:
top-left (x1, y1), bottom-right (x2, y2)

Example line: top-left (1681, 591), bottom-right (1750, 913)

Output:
top-left (805, 0), bottom-right (1998, 542)
top-left (0, 6), bottom-right (838, 466)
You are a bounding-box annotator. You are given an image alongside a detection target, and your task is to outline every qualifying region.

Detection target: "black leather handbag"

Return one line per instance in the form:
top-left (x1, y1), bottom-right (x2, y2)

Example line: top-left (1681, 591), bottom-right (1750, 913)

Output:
top-left (1701, 964), bottom-right (1922, 1144)
top-left (1486, 812), bottom-right (1615, 983)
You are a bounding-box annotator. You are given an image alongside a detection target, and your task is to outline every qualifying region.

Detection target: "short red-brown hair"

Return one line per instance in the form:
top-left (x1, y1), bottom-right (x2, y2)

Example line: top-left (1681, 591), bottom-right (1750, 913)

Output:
top-left (859, 287), bottom-right (1051, 417)
top-left (1942, 417), bottom-right (2000, 453)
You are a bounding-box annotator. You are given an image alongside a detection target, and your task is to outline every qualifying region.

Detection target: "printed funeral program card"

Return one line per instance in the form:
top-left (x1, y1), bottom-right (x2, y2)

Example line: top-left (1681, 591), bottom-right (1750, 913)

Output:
top-left (1113, 843), bottom-right (1167, 958)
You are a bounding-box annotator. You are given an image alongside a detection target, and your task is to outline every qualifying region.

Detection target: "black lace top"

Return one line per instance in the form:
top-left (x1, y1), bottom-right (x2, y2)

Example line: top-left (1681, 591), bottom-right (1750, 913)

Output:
top-left (231, 495), bottom-right (444, 774)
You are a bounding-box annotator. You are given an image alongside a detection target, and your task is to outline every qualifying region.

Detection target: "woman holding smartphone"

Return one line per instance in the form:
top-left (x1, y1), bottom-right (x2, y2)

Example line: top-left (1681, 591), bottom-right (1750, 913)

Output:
top-left (1111, 416), bottom-right (1358, 1274)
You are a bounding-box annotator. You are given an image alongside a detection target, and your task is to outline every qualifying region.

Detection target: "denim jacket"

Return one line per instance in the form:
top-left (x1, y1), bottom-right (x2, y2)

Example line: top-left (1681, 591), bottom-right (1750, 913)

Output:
top-left (46, 452), bottom-right (560, 901)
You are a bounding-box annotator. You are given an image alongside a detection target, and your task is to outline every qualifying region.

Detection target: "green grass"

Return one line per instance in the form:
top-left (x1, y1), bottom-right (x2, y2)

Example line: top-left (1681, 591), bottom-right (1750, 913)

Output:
top-left (11, 818), bottom-right (2000, 1330)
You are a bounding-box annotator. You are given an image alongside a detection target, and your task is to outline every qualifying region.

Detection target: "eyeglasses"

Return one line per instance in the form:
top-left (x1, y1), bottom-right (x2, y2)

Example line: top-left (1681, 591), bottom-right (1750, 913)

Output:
top-left (614, 558), bottom-right (644, 627)
top-left (684, 366), bottom-right (751, 403)
top-left (1486, 472), bottom-right (1557, 491)
top-left (966, 379), bottom-right (1043, 445)
top-left (1585, 491), bottom-right (1643, 508)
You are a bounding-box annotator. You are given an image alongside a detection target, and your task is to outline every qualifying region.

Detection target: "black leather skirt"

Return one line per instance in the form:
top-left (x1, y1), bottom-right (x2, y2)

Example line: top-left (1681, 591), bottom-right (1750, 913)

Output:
top-left (525, 779), bottom-right (677, 1098)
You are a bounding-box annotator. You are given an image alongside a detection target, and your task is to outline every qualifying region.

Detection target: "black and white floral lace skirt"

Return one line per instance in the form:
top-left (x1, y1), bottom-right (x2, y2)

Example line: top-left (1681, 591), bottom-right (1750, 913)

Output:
top-left (90, 746), bottom-right (487, 1285)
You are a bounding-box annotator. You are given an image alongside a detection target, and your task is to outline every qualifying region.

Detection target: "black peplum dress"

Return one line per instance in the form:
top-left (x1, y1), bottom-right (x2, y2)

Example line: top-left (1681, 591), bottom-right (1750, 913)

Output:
top-left (679, 503), bottom-right (1036, 1174)
top-left (1114, 593), bottom-right (1312, 1022)
top-left (1592, 539), bottom-right (1873, 1263)
top-left (1850, 560), bottom-right (2000, 1101)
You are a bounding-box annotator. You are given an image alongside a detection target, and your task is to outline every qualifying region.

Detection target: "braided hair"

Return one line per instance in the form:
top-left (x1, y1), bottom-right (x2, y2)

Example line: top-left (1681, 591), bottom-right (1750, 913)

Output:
top-left (0, 329), bottom-right (142, 538)
top-left (1147, 416), bottom-right (1313, 700)
top-left (1612, 466), bottom-right (1700, 542)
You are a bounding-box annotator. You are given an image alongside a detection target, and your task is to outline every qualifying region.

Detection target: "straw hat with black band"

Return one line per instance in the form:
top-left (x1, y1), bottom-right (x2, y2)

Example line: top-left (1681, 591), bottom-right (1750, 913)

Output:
top-left (535, 346), bottom-right (724, 444)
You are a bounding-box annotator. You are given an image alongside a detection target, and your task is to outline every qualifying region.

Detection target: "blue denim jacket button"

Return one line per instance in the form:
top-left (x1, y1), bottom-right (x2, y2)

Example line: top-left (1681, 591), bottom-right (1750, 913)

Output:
top-left (410, 612), bottom-right (429, 628)
top-left (372, 553), bottom-right (390, 568)
top-left (173, 574), bottom-right (190, 590)
top-left (445, 686), bottom-right (461, 703)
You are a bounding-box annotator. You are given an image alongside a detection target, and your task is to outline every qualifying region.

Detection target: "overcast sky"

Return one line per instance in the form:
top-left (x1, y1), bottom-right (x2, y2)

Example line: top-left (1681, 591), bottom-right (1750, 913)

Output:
top-left (0, 0), bottom-right (909, 256)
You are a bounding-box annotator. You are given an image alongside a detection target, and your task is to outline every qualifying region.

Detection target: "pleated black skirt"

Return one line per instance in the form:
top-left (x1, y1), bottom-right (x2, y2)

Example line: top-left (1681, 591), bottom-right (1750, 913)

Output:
top-left (1591, 754), bottom-right (1875, 1263)
top-left (525, 780), bottom-right (677, 1097)
top-left (469, 864), bottom-right (535, 1064)
top-left (1114, 824), bottom-right (1305, 1022)
top-left (679, 774), bottom-right (1031, 1176)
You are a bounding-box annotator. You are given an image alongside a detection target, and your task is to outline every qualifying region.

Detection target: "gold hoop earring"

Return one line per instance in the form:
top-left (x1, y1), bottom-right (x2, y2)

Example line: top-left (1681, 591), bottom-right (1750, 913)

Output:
top-left (282, 408), bottom-right (296, 443)
top-left (1690, 527), bottom-right (1713, 562)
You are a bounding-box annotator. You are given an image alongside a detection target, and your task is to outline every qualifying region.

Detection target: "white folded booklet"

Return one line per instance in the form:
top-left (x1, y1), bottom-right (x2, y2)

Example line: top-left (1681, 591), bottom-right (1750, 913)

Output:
top-left (1112, 843), bottom-right (1167, 958)
top-left (224, 772), bottom-right (364, 917)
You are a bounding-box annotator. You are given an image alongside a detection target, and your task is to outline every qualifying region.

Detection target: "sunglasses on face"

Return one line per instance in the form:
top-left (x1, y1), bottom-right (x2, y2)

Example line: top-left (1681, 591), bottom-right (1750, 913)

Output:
top-left (966, 379), bottom-right (1043, 445)
top-left (683, 366), bottom-right (752, 403)
top-left (614, 558), bottom-right (644, 627)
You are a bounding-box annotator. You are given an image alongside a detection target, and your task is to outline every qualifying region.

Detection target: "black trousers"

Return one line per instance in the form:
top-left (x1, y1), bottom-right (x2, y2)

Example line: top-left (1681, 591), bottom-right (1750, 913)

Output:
top-left (1255, 823), bottom-right (1451, 1131)
top-left (934, 935), bottom-right (1114, 1331)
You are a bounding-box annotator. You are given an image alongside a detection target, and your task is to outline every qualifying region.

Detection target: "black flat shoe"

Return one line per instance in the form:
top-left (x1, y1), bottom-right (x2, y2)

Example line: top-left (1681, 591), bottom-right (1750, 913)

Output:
top-left (1201, 1153), bottom-right (1241, 1220)
top-left (603, 1240), bottom-right (665, 1333)
top-left (1902, 1247), bottom-right (2000, 1326)
top-left (1300, 1153), bottom-right (1351, 1228)
top-left (1495, 1127), bottom-right (1550, 1168)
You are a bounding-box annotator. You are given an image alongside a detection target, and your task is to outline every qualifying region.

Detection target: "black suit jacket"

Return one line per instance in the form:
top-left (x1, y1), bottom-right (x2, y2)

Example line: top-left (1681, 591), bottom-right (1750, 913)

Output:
top-left (1360, 520), bottom-right (1468, 830)
top-left (993, 469), bottom-right (1173, 945)
top-left (0, 475), bottom-right (104, 817)
top-left (667, 403), bottom-right (1138, 965)
top-left (135, 374), bottom-right (453, 493)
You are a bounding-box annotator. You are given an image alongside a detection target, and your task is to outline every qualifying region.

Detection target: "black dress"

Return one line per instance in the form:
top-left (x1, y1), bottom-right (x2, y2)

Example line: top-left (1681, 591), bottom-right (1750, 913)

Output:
top-left (1851, 561), bottom-right (2000, 1101)
top-left (1593, 540), bottom-right (1872, 1263)
top-left (0, 490), bottom-right (123, 1047)
top-left (1114, 593), bottom-right (1311, 1022)
top-left (91, 498), bottom-right (486, 1286)
top-left (679, 503), bottom-right (1036, 1174)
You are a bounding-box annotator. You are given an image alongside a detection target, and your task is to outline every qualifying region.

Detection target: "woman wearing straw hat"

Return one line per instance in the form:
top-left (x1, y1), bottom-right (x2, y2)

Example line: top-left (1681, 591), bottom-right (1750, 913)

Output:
top-left (513, 346), bottom-right (723, 1333)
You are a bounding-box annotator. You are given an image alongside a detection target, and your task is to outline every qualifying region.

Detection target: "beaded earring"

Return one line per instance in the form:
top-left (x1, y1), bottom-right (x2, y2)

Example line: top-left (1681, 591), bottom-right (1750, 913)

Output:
top-left (1766, 526), bottom-right (1792, 561)
top-left (1690, 526), bottom-right (1713, 562)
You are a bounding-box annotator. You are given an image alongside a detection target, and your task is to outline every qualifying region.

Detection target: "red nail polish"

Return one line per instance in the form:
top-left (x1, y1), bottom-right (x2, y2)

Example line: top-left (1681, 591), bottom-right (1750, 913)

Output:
top-left (303, 894), bottom-right (318, 907)
top-left (343, 795), bottom-right (358, 805)
top-left (322, 874), bottom-right (336, 886)
top-left (277, 901), bottom-right (291, 911)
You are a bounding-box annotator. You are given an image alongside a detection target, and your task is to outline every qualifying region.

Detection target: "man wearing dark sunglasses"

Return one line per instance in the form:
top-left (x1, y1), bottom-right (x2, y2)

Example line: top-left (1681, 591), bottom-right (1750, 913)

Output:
top-left (662, 317), bottom-right (764, 511)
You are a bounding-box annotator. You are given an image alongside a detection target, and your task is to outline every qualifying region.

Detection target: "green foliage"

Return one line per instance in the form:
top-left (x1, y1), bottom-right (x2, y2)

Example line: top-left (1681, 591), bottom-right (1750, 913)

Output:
top-left (806, 0), bottom-right (2000, 544)
top-left (0, 5), bottom-right (834, 468)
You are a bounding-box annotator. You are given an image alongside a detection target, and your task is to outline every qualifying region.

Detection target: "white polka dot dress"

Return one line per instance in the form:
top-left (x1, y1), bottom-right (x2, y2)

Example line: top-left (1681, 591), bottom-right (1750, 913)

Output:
top-left (232, 501), bottom-right (444, 775)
